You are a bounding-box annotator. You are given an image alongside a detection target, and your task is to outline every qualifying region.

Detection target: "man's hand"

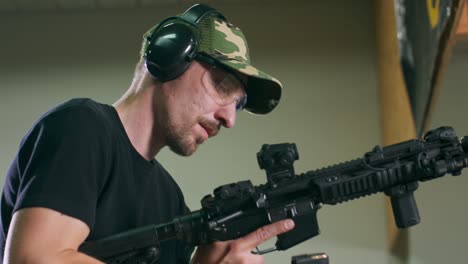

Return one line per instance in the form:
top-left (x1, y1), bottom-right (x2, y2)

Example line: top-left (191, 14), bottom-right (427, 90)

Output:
top-left (190, 219), bottom-right (295, 264)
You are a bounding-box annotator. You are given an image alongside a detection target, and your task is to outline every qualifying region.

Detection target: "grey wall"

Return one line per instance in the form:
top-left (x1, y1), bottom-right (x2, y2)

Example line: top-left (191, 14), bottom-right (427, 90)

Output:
top-left (409, 42), bottom-right (468, 264)
top-left (3, 0), bottom-right (451, 263)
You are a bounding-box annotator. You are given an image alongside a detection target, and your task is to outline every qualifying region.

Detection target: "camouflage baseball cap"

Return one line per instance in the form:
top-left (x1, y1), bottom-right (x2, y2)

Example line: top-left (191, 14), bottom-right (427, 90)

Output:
top-left (142, 9), bottom-right (282, 115)
top-left (195, 14), bottom-right (282, 115)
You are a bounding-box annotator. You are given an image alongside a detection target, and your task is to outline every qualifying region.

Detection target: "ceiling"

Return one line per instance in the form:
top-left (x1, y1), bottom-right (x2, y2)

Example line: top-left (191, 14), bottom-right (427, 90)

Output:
top-left (0, 0), bottom-right (209, 13)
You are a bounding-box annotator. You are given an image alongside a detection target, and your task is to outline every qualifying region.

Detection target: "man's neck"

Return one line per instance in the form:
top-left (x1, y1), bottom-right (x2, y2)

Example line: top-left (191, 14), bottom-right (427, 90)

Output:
top-left (114, 87), bottom-right (165, 160)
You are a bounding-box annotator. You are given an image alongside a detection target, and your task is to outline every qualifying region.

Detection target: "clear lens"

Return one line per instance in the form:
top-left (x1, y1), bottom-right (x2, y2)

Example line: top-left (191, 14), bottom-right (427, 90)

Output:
top-left (201, 66), bottom-right (247, 111)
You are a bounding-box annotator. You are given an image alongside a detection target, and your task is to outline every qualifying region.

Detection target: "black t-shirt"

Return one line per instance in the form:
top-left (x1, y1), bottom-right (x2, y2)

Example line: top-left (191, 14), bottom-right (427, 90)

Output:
top-left (0, 98), bottom-right (193, 263)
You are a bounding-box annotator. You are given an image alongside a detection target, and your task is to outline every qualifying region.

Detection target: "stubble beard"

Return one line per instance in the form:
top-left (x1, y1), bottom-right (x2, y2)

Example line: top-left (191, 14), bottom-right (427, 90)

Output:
top-left (165, 119), bottom-right (202, 157)
top-left (165, 117), bottom-right (219, 157)
top-left (166, 125), bottom-right (199, 157)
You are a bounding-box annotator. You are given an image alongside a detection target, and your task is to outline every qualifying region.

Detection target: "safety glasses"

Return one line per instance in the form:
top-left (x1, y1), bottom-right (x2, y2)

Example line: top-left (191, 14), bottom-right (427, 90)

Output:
top-left (201, 64), bottom-right (247, 111)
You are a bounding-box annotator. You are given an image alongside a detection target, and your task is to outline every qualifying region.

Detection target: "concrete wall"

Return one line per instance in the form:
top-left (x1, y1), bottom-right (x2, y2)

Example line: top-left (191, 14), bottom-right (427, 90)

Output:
top-left (409, 41), bottom-right (468, 264)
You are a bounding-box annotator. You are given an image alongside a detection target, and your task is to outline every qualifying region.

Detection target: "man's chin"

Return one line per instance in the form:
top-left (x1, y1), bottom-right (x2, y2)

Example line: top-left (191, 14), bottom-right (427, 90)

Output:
top-left (168, 141), bottom-right (199, 157)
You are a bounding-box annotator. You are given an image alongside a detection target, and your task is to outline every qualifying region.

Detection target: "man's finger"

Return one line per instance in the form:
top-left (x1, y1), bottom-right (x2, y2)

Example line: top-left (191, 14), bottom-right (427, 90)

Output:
top-left (236, 219), bottom-right (295, 251)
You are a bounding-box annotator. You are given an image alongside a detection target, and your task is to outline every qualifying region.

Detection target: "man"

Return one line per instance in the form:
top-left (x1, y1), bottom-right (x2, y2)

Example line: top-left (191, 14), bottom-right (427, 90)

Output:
top-left (0, 4), bottom-right (294, 264)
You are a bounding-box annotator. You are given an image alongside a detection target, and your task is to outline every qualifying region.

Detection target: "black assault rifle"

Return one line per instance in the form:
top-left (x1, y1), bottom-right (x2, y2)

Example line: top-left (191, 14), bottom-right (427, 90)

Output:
top-left (79, 126), bottom-right (468, 263)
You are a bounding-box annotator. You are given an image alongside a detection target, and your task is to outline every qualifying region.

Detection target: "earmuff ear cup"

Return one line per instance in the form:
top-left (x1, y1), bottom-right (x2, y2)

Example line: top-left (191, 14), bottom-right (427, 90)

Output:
top-left (145, 22), bottom-right (199, 82)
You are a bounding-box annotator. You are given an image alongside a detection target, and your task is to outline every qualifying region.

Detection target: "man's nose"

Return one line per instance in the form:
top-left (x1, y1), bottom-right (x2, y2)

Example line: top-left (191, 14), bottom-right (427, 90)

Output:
top-left (215, 103), bottom-right (237, 128)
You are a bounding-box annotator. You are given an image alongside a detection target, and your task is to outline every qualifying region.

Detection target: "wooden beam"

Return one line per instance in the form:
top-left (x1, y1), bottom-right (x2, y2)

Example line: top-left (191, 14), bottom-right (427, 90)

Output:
top-left (375, 1), bottom-right (466, 262)
top-left (374, 1), bottom-right (415, 262)
top-left (456, 1), bottom-right (468, 35)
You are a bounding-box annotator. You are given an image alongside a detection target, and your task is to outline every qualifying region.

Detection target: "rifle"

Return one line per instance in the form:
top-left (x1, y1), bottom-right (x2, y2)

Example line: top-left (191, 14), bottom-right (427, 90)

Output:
top-left (79, 126), bottom-right (468, 263)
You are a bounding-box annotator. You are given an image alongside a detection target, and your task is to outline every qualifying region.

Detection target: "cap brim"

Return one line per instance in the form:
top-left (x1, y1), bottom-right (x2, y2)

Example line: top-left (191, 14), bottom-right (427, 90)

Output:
top-left (215, 59), bottom-right (282, 115)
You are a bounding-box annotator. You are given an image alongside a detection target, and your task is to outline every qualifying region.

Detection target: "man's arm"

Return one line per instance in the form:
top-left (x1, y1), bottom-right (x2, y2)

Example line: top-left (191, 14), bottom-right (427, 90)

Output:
top-left (190, 219), bottom-right (295, 264)
top-left (3, 207), bottom-right (103, 264)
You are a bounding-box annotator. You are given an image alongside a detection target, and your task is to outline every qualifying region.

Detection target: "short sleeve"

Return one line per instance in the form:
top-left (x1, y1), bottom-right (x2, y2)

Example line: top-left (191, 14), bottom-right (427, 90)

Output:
top-left (14, 105), bottom-right (111, 230)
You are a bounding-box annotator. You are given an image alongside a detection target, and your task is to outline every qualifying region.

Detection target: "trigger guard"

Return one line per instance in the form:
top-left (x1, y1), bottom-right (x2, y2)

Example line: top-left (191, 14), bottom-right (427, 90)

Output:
top-left (251, 246), bottom-right (278, 255)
